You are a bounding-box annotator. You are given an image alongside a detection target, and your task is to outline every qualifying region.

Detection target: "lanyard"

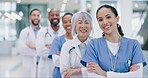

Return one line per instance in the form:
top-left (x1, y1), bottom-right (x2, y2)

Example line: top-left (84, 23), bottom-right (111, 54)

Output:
top-left (106, 37), bottom-right (121, 71)
top-left (108, 49), bottom-right (118, 71)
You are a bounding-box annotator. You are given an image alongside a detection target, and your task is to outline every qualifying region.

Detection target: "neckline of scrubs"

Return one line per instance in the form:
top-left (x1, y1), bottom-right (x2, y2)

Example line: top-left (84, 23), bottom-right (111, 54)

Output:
top-left (103, 36), bottom-right (122, 71)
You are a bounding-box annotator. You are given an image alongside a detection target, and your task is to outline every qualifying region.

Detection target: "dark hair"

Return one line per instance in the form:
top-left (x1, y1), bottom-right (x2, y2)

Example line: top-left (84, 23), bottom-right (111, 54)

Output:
top-left (62, 13), bottom-right (73, 20)
top-left (96, 5), bottom-right (124, 36)
top-left (30, 9), bottom-right (41, 16)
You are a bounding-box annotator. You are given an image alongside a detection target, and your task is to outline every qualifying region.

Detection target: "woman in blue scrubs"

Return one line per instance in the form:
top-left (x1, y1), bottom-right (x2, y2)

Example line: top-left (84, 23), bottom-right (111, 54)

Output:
top-left (48, 13), bottom-right (73, 78)
top-left (81, 5), bottom-right (147, 78)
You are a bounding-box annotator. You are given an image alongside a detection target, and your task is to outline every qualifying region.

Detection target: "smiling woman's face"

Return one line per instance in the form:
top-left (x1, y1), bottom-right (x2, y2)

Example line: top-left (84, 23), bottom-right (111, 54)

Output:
top-left (96, 7), bottom-right (119, 35)
top-left (75, 18), bottom-right (91, 39)
top-left (62, 14), bottom-right (73, 34)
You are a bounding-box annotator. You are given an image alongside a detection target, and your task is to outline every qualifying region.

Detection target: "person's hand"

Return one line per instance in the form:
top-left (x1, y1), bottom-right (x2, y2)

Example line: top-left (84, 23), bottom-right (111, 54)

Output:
top-left (45, 44), bottom-right (51, 49)
top-left (57, 51), bottom-right (60, 55)
top-left (87, 62), bottom-right (107, 77)
top-left (62, 68), bottom-right (81, 78)
top-left (27, 42), bottom-right (36, 49)
top-left (130, 64), bottom-right (140, 72)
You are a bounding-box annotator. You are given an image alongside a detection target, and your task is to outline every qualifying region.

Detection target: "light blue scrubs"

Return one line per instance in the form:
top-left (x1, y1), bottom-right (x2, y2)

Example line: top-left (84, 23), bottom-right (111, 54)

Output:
top-left (48, 35), bottom-right (66, 78)
top-left (81, 37), bottom-right (147, 72)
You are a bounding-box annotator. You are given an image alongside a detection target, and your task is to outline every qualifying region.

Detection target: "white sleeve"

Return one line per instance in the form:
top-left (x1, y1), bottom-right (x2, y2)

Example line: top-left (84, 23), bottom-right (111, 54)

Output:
top-left (60, 42), bottom-right (71, 76)
top-left (18, 29), bottom-right (35, 56)
top-left (107, 63), bottom-right (143, 78)
top-left (87, 72), bottom-right (106, 78)
top-left (81, 67), bottom-right (88, 77)
top-left (81, 67), bottom-right (105, 78)
top-left (36, 29), bottom-right (49, 57)
top-left (84, 63), bottom-right (106, 78)
top-left (52, 54), bottom-right (60, 67)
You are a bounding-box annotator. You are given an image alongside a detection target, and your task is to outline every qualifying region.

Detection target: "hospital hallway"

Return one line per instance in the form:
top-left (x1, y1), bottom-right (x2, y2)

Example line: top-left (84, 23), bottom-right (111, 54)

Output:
top-left (0, 0), bottom-right (148, 78)
top-left (0, 50), bottom-right (148, 78)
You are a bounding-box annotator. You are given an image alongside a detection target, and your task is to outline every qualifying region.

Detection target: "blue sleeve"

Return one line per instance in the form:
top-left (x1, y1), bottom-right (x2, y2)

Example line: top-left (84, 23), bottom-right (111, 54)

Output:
top-left (131, 40), bottom-right (147, 67)
top-left (48, 37), bottom-right (60, 59)
top-left (81, 40), bottom-right (99, 67)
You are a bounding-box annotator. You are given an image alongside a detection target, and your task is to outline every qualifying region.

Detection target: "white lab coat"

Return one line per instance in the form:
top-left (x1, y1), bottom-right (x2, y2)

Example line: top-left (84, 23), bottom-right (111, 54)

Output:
top-left (18, 26), bottom-right (41, 77)
top-left (60, 36), bottom-right (91, 78)
top-left (36, 26), bottom-right (65, 78)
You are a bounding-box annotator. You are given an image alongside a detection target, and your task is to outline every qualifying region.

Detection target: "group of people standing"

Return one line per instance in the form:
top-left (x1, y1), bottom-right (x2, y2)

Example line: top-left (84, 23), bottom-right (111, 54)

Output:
top-left (19, 4), bottom-right (147, 78)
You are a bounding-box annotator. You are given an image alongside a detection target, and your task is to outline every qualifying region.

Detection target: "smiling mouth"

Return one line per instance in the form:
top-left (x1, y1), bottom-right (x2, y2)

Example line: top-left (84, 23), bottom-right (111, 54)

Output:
top-left (103, 25), bottom-right (111, 29)
top-left (66, 26), bottom-right (71, 30)
top-left (34, 19), bottom-right (39, 22)
top-left (80, 28), bottom-right (87, 33)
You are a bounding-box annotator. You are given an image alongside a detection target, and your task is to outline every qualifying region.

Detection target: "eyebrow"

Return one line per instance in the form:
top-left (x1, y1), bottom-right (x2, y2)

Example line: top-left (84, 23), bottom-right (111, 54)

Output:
top-left (97, 14), bottom-right (111, 19)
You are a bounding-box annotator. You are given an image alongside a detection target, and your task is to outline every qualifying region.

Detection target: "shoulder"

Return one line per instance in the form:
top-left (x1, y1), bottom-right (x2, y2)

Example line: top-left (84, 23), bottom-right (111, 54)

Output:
top-left (61, 40), bottom-right (73, 54)
top-left (39, 26), bottom-right (47, 32)
top-left (20, 27), bottom-right (29, 34)
top-left (54, 35), bottom-right (64, 40)
top-left (19, 27), bottom-right (30, 38)
top-left (21, 27), bottom-right (29, 32)
top-left (89, 37), bottom-right (104, 43)
top-left (62, 39), bottom-right (74, 49)
top-left (38, 26), bottom-right (47, 34)
top-left (59, 26), bottom-right (66, 34)
top-left (122, 37), bottom-right (140, 44)
top-left (59, 35), bottom-right (65, 39)
top-left (63, 40), bottom-right (71, 46)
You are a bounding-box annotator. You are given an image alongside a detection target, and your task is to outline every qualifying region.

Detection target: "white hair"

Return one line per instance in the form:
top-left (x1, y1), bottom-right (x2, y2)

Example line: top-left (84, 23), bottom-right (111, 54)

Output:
top-left (71, 11), bottom-right (94, 36)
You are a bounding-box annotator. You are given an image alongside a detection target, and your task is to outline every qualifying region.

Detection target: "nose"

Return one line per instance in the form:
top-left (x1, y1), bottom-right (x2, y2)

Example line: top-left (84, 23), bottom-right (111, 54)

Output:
top-left (103, 19), bottom-right (108, 25)
top-left (81, 23), bottom-right (85, 28)
top-left (67, 22), bottom-right (71, 26)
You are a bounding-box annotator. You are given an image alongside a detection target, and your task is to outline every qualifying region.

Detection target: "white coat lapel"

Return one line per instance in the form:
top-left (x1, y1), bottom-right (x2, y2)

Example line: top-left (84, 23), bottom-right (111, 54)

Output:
top-left (28, 26), bottom-right (36, 43)
top-left (47, 26), bottom-right (54, 37)
top-left (71, 37), bottom-right (82, 59)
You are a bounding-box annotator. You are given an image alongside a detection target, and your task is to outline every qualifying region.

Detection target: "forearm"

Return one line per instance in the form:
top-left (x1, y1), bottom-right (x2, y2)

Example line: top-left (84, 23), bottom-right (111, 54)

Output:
top-left (19, 43), bottom-right (36, 56)
top-left (75, 67), bottom-right (82, 75)
top-left (52, 54), bottom-right (60, 67)
top-left (20, 48), bottom-right (36, 56)
top-left (107, 63), bottom-right (143, 78)
top-left (36, 44), bottom-right (49, 57)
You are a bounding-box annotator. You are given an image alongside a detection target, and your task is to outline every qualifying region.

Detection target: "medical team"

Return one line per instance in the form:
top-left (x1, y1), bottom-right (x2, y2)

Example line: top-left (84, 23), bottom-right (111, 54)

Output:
top-left (19, 5), bottom-right (147, 78)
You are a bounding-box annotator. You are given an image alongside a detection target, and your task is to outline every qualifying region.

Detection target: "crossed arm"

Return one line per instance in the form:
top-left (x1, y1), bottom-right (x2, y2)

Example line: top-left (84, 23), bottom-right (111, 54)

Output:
top-left (87, 62), bottom-right (143, 78)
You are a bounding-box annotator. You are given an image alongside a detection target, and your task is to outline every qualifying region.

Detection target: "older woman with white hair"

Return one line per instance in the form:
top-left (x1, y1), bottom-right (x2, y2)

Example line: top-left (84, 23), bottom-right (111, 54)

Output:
top-left (60, 11), bottom-right (94, 78)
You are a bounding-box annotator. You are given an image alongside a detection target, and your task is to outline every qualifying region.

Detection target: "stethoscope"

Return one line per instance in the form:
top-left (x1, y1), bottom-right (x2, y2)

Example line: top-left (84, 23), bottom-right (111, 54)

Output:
top-left (26, 27), bottom-right (52, 42)
top-left (26, 26), bottom-right (40, 40)
top-left (27, 26), bottom-right (52, 38)
top-left (68, 47), bottom-right (80, 68)
top-left (69, 47), bottom-right (75, 54)
top-left (45, 28), bottom-right (52, 37)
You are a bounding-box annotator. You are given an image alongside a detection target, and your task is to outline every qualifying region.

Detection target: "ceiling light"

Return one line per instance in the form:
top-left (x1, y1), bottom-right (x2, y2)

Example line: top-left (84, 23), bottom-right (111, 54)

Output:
top-left (17, 0), bottom-right (21, 3)
top-left (11, 12), bottom-right (22, 20)
top-left (63, 0), bottom-right (67, 3)
top-left (134, 3), bottom-right (138, 8)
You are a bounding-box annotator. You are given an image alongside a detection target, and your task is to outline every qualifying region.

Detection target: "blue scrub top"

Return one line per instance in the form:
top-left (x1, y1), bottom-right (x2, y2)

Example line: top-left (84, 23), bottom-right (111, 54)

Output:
top-left (48, 35), bottom-right (66, 59)
top-left (81, 37), bottom-right (147, 73)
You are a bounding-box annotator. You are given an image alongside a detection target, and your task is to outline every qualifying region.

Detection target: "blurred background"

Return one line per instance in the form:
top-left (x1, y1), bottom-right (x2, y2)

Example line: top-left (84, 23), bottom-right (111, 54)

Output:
top-left (0, 0), bottom-right (147, 77)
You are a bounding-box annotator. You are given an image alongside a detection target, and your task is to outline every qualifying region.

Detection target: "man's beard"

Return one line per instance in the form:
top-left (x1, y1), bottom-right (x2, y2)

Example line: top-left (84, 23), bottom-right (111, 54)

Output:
top-left (50, 18), bottom-right (60, 27)
top-left (31, 20), bottom-right (40, 26)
